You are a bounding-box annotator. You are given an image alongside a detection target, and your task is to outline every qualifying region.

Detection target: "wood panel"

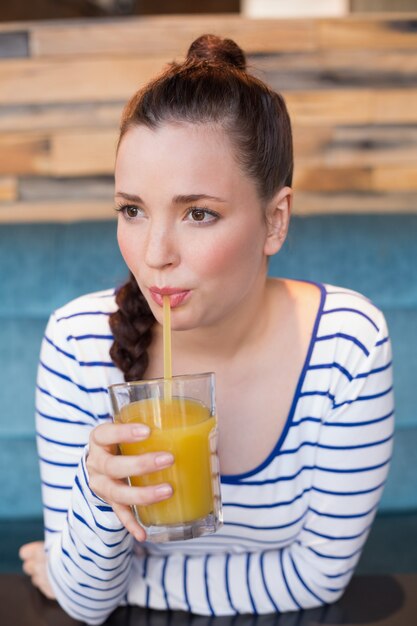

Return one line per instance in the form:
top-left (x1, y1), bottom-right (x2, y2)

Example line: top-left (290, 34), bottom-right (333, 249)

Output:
top-left (0, 57), bottom-right (165, 105)
top-left (0, 13), bottom-right (416, 222)
top-left (29, 16), bottom-right (315, 58)
top-left (0, 103), bottom-right (122, 133)
top-left (0, 200), bottom-right (113, 223)
top-left (0, 178), bottom-right (17, 201)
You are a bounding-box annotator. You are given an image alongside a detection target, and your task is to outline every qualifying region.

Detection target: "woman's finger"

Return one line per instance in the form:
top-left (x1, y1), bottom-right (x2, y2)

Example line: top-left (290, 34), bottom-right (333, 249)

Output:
top-left (94, 450), bottom-right (174, 480)
top-left (112, 502), bottom-right (146, 542)
top-left (22, 559), bottom-right (35, 576)
top-left (90, 422), bottom-right (150, 449)
top-left (91, 475), bottom-right (173, 507)
top-left (19, 541), bottom-right (44, 561)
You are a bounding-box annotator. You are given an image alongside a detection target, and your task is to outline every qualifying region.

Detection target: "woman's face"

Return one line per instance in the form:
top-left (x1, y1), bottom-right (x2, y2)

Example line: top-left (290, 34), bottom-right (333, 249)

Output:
top-left (115, 122), bottom-right (284, 331)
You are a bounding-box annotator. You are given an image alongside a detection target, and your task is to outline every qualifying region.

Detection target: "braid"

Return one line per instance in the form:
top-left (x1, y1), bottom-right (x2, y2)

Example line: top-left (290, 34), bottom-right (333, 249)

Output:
top-left (109, 273), bottom-right (156, 382)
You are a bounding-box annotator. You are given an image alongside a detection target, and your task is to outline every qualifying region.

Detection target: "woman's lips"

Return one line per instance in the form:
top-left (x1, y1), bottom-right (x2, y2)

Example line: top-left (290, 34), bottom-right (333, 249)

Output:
top-left (149, 287), bottom-right (191, 308)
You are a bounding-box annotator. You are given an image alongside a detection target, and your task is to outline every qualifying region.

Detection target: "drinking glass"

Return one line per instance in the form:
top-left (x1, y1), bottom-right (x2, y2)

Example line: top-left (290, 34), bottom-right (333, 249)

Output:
top-left (109, 373), bottom-right (223, 542)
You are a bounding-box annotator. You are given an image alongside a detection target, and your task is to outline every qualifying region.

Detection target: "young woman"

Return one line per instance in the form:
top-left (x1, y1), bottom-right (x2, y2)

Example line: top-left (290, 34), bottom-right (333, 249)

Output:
top-left (20, 34), bottom-right (394, 624)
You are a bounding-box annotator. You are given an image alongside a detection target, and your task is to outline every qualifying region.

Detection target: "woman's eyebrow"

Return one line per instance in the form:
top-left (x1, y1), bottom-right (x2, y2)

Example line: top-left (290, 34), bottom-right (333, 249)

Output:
top-left (115, 192), bottom-right (226, 204)
top-left (172, 194), bottom-right (227, 204)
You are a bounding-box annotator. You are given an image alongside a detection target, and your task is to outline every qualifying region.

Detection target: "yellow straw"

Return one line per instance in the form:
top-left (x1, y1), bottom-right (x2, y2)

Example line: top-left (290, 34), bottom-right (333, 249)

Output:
top-left (163, 295), bottom-right (172, 402)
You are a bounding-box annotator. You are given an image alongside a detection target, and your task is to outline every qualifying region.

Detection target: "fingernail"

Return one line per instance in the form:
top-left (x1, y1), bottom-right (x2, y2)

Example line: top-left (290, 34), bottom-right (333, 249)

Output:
top-left (132, 425), bottom-right (150, 438)
top-left (155, 484), bottom-right (173, 499)
top-left (154, 453), bottom-right (174, 468)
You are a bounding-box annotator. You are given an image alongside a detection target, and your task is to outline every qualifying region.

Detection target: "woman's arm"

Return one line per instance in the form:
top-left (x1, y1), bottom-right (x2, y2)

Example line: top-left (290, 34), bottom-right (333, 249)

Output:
top-left (35, 312), bottom-right (134, 624)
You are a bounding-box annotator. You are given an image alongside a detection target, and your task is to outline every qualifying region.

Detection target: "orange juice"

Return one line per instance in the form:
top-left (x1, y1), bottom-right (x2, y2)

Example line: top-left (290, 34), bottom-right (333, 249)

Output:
top-left (118, 397), bottom-right (216, 526)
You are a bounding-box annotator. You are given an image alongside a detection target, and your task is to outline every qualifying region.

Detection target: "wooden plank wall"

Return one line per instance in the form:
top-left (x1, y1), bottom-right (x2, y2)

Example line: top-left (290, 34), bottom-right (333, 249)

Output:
top-left (0, 13), bottom-right (416, 222)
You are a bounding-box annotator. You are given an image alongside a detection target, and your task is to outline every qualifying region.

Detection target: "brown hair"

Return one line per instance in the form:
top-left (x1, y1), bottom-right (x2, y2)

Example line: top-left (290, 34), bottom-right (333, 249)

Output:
top-left (109, 33), bottom-right (293, 381)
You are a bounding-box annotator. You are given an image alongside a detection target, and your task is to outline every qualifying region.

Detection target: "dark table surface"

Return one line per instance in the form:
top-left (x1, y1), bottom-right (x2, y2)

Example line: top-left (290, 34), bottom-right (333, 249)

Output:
top-left (0, 573), bottom-right (416, 626)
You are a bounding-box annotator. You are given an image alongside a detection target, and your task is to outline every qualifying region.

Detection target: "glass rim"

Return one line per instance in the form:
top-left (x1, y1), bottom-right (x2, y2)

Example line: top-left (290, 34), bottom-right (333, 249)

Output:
top-left (108, 371), bottom-right (215, 393)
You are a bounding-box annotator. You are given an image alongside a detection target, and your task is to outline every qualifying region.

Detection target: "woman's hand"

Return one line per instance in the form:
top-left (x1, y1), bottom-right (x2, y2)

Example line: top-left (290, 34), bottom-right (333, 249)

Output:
top-left (19, 541), bottom-right (56, 599)
top-left (86, 422), bottom-right (174, 541)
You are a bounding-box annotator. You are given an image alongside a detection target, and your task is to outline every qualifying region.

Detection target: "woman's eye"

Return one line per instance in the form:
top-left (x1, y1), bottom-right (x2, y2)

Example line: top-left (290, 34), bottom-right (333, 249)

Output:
top-left (125, 206), bottom-right (139, 218)
top-left (115, 205), bottom-right (143, 219)
top-left (187, 207), bottom-right (218, 224)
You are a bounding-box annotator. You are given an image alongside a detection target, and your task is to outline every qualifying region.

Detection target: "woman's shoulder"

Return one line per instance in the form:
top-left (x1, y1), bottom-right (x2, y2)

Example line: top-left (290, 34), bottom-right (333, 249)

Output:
top-left (279, 278), bottom-right (389, 349)
top-left (46, 288), bottom-right (118, 340)
top-left (320, 281), bottom-right (387, 326)
top-left (52, 288), bottom-right (117, 320)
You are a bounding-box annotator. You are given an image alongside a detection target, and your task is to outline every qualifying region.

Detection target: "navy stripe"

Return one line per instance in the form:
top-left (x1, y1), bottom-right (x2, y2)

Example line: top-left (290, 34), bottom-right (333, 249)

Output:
top-left (48, 566), bottom-right (118, 615)
top-left (290, 554), bottom-right (325, 605)
top-left (37, 385), bottom-right (103, 420)
top-left (317, 457), bottom-right (391, 474)
top-left (37, 430), bottom-right (86, 448)
top-left (225, 554), bottom-right (237, 613)
top-left (36, 408), bottom-right (91, 426)
top-left (44, 335), bottom-right (115, 367)
top-left (325, 566), bottom-right (358, 579)
top-left (73, 504), bottom-right (125, 535)
top-left (246, 553), bottom-right (257, 613)
top-left (260, 552), bottom-right (280, 612)
top-left (204, 555), bottom-right (215, 616)
top-left (333, 386), bottom-right (393, 409)
top-left (61, 545), bottom-right (129, 583)
top-left (308, 504), bottom-right (377, 519)
top-left (161, 557), bottom-right (169, 609)
top-left (356, 361), bottom-right (392, 379)
top-left (224, 486), bottom-right (311, 509)
top-left (67, 334), bottom-right (113, 341)
top-left (303, 524), bottom-right (371, 541)
top-left (44, 503), bottom-right (67, 513)
top-left (307, 545), bottom-right (363, 560)
top-left (44, 335), bottom-right (76, 360)
top-left (240, 456), bottom-right (390, 488)
top-left (312, 479), bottom-right (386, 497)
top-left (183, 556), bottom-right (191, 612)
top-left (300, 390), bottom-right (335, 402)
top-left (83, 542), bottom-right (130, 562)
top-left (40, 359), bottom-right (108, 394)
top-left (291, 416), bottom-right (321, 427)
top-left (309, 362), bottom-right (353, 381)
top-left (324, 409), bottom-right (394, 428)
top-left (39, 455), bottom-right (78, 468)
top-left (317, 432), bottom-right (393, 451)
top-left (323, 307), bottom-right (379, 332)
top-left (42, 480), bottom-right (71, 490)
top-left (80, 455), bottom-right (109, 508)
top-left (316, 333), bottom-right (369, 357)
top-left (242, 466), bottom-right (314, 487)
top-left (376, 336), bottom-right (389, 347)
top-left (280, 551), bottom-right (301, 609)
top-left (308, 360), bottom-right (392, 383)
top-left (143, 556), bottom-right (150, 609)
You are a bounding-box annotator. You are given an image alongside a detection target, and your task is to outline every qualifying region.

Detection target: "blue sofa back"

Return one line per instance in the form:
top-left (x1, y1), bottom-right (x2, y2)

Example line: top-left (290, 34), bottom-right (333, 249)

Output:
top-left (1, 214), bottom-right (416, 519)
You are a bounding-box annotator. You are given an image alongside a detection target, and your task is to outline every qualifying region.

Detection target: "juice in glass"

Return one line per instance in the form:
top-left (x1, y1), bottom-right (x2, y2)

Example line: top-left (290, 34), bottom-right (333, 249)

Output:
top-left (119, 396), bottom-right (216, 526)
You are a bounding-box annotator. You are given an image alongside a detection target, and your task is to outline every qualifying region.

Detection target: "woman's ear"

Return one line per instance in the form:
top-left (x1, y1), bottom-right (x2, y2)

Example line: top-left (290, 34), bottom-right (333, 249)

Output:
top-left (263, 186), bottom-right (292, 256)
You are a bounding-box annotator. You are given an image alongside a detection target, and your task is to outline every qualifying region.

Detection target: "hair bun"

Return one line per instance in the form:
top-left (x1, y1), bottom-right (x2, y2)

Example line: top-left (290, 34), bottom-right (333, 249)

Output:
top-left (187, 34), bottom-right (246, 71)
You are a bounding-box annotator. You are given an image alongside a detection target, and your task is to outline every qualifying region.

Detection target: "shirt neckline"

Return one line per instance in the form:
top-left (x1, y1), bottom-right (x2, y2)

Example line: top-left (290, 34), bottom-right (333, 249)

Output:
top-left (221, 280), bottom-right (327, 484)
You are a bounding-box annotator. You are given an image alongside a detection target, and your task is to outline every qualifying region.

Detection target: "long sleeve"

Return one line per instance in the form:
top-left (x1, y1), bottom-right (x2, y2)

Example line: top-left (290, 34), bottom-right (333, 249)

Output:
top-left (124, 301), bottom-right (394, 615)
top-left (36, 299), bottom-right (133, 624)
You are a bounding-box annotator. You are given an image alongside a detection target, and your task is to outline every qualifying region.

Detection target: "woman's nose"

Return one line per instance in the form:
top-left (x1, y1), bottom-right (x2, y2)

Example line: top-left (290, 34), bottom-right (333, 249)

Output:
top-left (144, 221), bottom-right (180, 269)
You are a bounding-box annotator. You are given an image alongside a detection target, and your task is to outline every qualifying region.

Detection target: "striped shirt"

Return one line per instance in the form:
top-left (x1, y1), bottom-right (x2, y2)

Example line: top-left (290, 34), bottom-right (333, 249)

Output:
top-left (36, 281), bottom-right (394, 624)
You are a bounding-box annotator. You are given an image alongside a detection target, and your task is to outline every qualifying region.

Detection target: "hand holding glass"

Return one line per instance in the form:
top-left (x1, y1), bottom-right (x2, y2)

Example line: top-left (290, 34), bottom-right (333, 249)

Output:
top-left (109, 373), bottom-right (223, 542)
